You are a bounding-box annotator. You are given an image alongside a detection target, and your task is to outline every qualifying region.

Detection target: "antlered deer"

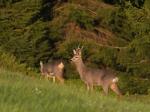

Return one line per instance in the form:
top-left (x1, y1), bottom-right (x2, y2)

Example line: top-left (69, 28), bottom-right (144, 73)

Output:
top-left (40, 61), bottom-right (64, 83)
top-left (71, 47), bottom-right (122, 96)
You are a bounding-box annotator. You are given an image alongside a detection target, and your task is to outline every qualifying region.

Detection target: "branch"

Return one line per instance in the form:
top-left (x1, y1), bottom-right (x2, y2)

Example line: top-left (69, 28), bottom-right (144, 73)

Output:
top-left (97, 43), bottom-right (127, 50)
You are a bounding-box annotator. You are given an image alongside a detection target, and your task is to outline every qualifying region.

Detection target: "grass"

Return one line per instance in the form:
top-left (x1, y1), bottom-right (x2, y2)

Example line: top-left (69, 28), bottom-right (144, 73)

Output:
top-left (0, 69), bottom-right (150, 112)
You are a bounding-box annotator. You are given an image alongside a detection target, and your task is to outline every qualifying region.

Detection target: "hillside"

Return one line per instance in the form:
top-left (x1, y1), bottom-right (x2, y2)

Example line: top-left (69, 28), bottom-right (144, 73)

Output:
top-left (0, 69), bottom-right (150, 112)
top-left (0, 0), bottom-right (150, 95)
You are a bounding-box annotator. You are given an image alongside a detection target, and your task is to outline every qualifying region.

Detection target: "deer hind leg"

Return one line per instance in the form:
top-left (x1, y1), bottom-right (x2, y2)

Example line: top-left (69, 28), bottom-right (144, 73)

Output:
top-left (56, 76), bottom-right (64, 84)
top-left (44, 73), bottom-right (49, 80)
top-left (110, 83), bottom-right (122, 96)
top-left (102, 84), bottom-right (109, 95)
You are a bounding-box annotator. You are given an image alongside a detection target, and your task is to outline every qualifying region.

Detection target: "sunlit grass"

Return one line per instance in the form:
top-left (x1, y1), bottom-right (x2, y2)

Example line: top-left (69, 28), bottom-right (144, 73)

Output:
top-left (0, 69), bottom-right (149, 112)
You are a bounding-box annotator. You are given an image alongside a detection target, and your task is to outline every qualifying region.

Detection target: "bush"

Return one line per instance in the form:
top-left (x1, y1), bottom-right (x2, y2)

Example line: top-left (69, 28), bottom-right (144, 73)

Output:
top-left (119, 72), bottom-right (150, 94)
top-left (0, 0), bottom-right (22, 7)
top-left (69, 9), bottom-right (94, 30)
top-left (0, 50), bottom-right (36, 75)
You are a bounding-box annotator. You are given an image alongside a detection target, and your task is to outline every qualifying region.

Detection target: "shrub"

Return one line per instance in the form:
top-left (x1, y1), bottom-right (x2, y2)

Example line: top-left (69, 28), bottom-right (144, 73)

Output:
top-left (119, 72), bottom-right (150, 94)
top-left (0, 50), bottom-right (36, 75)
top-left (69, 9), bottom-right (94, 30)
top-left (0, 0), bottom-right (22, 7)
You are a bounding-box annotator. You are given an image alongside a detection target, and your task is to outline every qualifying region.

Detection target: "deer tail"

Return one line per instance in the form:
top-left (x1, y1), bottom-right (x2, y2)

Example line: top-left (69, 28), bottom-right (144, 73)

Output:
top-left (112, 77), bottom-right (119, 83)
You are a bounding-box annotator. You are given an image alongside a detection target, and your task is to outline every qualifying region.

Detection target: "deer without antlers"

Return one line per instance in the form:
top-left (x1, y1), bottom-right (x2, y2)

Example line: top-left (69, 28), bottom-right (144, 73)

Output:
top-left (40, 60), bottom-right (64, 83)
top-left (71, 47), bottom-right (122, 96)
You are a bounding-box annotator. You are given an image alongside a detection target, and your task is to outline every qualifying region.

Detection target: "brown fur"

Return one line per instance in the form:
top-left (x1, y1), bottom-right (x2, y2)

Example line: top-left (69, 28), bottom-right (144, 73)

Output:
top-left (71, 47), bottom-right (122, 96)
top-left (40, 61), bottom-right (64, 83)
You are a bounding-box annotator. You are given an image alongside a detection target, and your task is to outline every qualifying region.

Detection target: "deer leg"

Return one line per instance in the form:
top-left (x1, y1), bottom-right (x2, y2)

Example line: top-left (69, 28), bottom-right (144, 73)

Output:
top-left (102, 85), bottom-right (109, 95)
top-left (90, 84), bottom-right (93, 91)
top-left (56, 76), bottom-right (64, 84)
top-left (40, 74), bottom-right (44, 80)
top-left (52, 76), bottom-right (56, 83)
top-left (45, 73), bottom-right (49, 80)
top-left (40, 73), bottom-right (47, 80)
top-left (47, 74), bottom-right (51, 80)
top-left (86, 83), bottom-right (90, 91)
top-left (86, 83), bottom-right (93, 91)
top-left (110, 83), bottom-right (122, 97)
top-left (45, 75), bottom-right (48, 80)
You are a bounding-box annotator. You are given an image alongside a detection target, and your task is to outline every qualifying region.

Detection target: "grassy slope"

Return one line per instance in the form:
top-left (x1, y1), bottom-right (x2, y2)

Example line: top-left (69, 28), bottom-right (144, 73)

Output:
top-left (0, 69), bottom-right (150, 112)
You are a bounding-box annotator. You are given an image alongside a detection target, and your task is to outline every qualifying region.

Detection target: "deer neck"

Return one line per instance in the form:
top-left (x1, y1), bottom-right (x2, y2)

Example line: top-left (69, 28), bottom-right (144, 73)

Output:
top-left (40, 64), bottom-right (44, 71)
top-left (75, 59), bottom-right (86, 78)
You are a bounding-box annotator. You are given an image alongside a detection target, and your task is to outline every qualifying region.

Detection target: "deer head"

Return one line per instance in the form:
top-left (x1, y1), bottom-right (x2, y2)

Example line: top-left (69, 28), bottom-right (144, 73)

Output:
top-left (71, 46), bottom-right (83, 63)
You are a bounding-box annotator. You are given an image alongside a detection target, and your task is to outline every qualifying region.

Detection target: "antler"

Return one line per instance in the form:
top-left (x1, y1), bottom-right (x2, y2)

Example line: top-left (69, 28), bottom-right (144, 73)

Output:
top-left (77, 44), bottom-right (80, 49)
top-left (73, 49), bottom-right (76, 54)
top-left (73, 45), bottom-right (84, 55)
top-left (77, 44), bottom-right (84, 50)
top-left (81, 46), bottom-right (84, 50)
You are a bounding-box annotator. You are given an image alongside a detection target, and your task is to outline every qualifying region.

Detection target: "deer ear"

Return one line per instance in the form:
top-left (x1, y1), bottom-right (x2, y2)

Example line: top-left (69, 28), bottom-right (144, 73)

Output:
top-left (40, 61), bottom-right (42, 64)
top-left (73, 49), bottom-right (76, 54)
top-left (40, 61), bottom-right (43, 66)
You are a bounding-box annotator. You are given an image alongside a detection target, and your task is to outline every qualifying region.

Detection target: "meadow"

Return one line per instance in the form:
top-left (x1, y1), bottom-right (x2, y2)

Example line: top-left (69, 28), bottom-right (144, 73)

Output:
top-left (0, 69), bottom-right (149, 112)
top-left (0, 0), bottom-right (150, 111)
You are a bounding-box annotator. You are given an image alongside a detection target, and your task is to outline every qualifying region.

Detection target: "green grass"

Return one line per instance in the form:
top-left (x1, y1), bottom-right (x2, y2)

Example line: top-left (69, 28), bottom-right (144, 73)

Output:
top-left (0, 69), bottom-right (150, 112)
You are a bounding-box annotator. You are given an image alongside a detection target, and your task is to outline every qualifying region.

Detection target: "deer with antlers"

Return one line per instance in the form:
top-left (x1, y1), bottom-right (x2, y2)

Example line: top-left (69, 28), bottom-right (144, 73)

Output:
top-left (71, 47), bottom-right (122, 96)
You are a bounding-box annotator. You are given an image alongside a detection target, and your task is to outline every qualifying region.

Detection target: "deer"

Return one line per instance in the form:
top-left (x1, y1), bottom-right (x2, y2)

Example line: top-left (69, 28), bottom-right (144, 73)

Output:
top-left (40, 60), bottom-right (65, 83)
top-left (71, 47), bottom-right (122, 96)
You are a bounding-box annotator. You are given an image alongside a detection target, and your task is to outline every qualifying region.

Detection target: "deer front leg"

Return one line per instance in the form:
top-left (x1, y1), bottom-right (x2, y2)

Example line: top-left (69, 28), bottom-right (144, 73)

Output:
top-left (52, 76), bottom-right (56, 83)
top-left (86, 83), bottom-right (93, 91)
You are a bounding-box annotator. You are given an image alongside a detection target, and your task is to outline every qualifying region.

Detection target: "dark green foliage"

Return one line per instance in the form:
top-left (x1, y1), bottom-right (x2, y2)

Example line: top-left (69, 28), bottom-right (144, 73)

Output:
top-left (109, 5), bottom-right (150, 41)
top-left (0, 49), bottom-right (37, 75)
top-left (129, 36), bottom-right (150, 59)
top-left (103, 0), bottom-right (145, 8)
top-left (69, 9), bottom-right (94, 30)
top-left (0, 0), bottom-right (22, 7)
top-left (109, 8), bottom-right (133, 41)
top-left (130, 0), bottom-right (145, 8)
top-left (0, 0), bottom-right (61, 67)
top-left (103, 0), bottom-right (125, 5)
top-left (27, 0), bottom-right (58, 25)
top-left (119, 73), bottom-right (150, 94)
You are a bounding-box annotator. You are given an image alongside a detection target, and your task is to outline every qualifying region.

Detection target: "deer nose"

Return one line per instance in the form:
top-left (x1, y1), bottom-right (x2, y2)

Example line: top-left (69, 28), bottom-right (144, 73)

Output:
top-left (70, 58), bottom-right (73, 61)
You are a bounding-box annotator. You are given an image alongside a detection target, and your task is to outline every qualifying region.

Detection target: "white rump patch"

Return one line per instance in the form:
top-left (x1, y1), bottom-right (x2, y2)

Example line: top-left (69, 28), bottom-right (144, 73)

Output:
top-left (58, 62), bottom-right (64, 69)
top-left (112, 77), bottom-right (119, 83)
